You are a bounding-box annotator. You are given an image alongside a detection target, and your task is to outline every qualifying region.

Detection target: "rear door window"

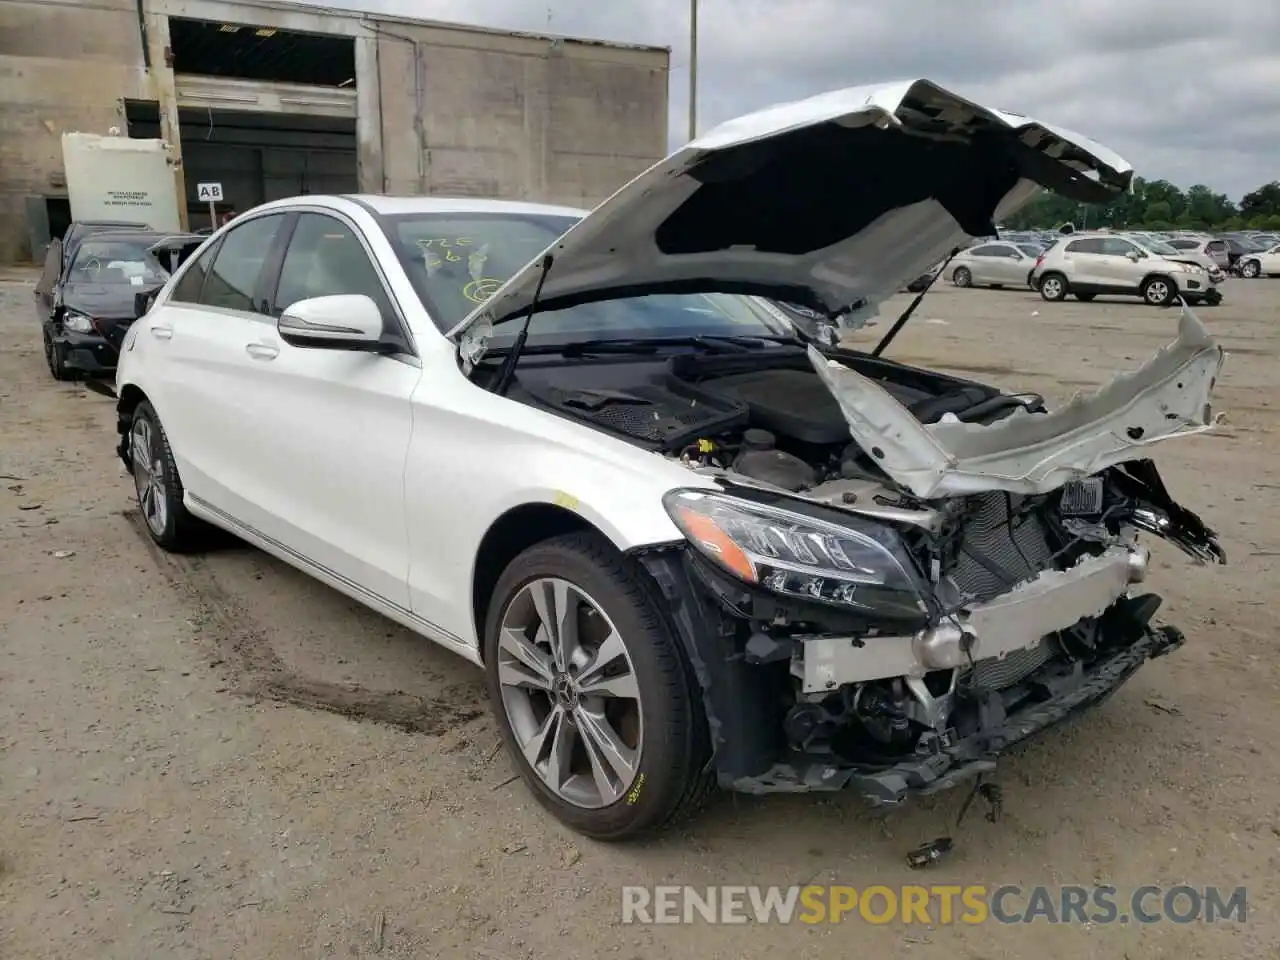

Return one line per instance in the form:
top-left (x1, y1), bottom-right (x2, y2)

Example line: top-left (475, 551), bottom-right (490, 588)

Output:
top-left (169, 239), bottom-right (221, 304)
top-left (199, 214), bottom-right (287, 313)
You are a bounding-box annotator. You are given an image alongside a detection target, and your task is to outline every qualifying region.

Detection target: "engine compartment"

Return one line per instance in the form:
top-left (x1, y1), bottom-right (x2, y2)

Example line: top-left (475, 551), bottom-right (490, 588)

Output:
top-left (512, 346), bottom-right (1045, 500)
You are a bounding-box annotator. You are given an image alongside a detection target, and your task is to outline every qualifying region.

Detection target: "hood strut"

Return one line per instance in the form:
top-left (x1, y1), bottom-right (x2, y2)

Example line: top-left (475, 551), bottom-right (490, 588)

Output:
top-left (493, 253), bottom-right (554, 396)
top-left (872, 246), bottom-right (960, 357)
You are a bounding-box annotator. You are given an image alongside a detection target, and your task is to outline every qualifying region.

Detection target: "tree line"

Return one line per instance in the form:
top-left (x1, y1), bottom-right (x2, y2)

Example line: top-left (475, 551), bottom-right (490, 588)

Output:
top-left (1002, 179), bottom-right (1280, 233)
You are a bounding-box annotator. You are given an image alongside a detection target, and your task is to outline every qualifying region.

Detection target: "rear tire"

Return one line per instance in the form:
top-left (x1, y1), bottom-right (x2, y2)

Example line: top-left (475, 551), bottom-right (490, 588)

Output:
top-left (1038, 272), bottom-right (1068, 301)
top-left (483, 532), bottom-right (714, 841)
top-left (1240, 258), bottom-right (1261, 278)
top-left (1141, 276), bottom-right (1177, 307)
top-left (951, 266), bottom-right (972, 288)
top-left (129, 401), bottom-right (207, 551)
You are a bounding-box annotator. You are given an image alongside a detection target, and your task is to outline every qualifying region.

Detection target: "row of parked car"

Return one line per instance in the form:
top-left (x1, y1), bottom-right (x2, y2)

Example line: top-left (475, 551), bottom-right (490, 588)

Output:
top-left (907, 226), bottom-right (1280, 307)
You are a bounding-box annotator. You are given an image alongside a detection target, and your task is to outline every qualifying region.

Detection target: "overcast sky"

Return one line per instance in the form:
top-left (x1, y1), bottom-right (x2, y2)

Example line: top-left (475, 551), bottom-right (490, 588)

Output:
top-left (307, 0), bottom-right (1278, 199)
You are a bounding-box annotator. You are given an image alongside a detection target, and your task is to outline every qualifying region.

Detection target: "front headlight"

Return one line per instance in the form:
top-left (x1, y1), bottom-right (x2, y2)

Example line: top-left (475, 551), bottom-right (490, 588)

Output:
top-left (663, 489), bottom-right (929, 617)
top-left (62, 311), bottom-right (94, 333)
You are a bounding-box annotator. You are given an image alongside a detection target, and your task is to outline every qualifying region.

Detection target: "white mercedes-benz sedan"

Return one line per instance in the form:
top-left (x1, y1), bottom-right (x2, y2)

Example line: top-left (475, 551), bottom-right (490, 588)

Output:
top-left (115, 78), bottom-right (1226, 840)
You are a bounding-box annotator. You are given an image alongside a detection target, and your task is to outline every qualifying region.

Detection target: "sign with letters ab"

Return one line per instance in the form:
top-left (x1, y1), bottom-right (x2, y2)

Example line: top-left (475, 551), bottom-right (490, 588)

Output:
top-left (196, 182), bottom-right (224, 203)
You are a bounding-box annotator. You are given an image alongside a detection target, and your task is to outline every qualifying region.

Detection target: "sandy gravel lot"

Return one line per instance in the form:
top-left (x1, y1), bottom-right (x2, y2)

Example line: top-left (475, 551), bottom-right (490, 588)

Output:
top-left (2, 268), bottom-right (1278, 959)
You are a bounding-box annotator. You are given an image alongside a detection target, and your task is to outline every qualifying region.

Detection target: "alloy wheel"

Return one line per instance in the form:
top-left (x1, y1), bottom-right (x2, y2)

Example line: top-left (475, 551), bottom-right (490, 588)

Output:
top-left (131, 418), bottom-right (168, 536)
top-left (1145, 280), bottom-right (1171, 305)
top-left (496, 577), bottom-right (643, 809)
top-left (1242, 260), bottom-right (1260, 278)
top-left (1040, 277), bottom-right (1063, 299)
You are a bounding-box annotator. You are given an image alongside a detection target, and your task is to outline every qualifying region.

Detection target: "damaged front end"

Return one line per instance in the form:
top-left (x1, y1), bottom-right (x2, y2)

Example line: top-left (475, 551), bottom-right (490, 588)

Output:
top-left (630, 298), bottom-right (1226, 804)
top-left (638, 454), bottom-right (1222, 804)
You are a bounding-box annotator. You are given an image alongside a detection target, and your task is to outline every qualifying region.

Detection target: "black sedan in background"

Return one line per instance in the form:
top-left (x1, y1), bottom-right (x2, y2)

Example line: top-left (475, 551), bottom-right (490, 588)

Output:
top-left (39, 230), bottom-right (205, 381)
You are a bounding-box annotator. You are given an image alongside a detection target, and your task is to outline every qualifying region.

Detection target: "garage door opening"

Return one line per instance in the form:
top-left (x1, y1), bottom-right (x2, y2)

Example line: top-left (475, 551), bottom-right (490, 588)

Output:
top-left (168, 17), bottom-right (355, 87)
top-left (126, 102), bottom-right (357, 230)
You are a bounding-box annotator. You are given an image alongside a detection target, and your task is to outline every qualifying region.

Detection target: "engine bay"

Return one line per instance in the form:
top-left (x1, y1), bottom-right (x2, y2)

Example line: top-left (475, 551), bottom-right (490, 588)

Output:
top-left (510, 345), bottom-right (1047, 503)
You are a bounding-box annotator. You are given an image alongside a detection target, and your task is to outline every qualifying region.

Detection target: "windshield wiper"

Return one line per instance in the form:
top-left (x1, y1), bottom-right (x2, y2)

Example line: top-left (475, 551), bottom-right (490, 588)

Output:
top-left (558, 334), bottom-right (797, 357)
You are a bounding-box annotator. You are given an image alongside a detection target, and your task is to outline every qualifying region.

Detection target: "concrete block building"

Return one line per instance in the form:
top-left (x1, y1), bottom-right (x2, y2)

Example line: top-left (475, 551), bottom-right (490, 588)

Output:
top-left (0, 0), bottom-right (671, 261)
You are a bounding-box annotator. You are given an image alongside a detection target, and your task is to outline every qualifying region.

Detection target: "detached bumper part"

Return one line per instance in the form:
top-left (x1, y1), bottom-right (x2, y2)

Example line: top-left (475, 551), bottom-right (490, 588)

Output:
top-left (735, 624), bottom-right (1183, 804)
top-left (55, 331), bottom-right (117, 374)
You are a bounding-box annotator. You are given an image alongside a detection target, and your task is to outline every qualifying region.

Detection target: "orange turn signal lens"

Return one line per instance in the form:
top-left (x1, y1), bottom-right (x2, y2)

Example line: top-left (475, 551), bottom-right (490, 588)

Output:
top-left (674, 506), bottom-right (757, 583)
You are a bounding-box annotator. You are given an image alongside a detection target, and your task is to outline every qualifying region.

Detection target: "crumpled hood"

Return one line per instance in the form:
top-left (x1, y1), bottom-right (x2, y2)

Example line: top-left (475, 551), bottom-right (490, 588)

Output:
top-left (448, 77), bottom-right (1132, 351)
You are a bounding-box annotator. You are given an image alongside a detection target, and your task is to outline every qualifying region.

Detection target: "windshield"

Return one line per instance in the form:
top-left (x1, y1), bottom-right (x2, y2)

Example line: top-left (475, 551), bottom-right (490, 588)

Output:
top-left (1128, 236), bottom-right (1181, 257)
top-left (69, 238), bottom-right (166, 285)
top-left (383, 212), bottom-right (791, 346)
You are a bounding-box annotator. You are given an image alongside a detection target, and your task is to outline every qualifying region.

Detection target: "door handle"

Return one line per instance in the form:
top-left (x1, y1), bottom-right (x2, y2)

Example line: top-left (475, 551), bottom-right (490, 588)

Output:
top-left (149, 323), bottom-right (173, 340)
top-left (245, 342), bottom-right (279, 361)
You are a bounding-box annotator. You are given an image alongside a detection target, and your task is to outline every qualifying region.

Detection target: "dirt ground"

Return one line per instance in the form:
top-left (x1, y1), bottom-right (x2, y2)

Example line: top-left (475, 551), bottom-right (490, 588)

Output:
top-left (2, 268), bottom-right (1278, 960)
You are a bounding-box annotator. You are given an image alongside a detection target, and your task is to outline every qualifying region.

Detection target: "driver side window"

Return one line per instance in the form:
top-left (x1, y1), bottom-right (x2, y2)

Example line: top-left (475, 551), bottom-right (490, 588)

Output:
top-left (1100, 238), bottom-right (1140, 257)
top-left (271, 213), bottom-right (395, 324)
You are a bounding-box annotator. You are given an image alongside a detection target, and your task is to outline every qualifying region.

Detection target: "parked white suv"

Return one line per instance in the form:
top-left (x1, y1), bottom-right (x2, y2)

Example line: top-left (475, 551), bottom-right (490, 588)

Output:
top-left (113, 79), bottom-right (1225, 840)
top-left (1031, 233), bottom-right (1222, 306)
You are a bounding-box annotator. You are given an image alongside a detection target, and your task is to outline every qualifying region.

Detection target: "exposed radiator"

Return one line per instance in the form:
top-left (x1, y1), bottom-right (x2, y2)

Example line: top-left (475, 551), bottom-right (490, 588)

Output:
top-left (947, 493), bottom-right (1058, 690)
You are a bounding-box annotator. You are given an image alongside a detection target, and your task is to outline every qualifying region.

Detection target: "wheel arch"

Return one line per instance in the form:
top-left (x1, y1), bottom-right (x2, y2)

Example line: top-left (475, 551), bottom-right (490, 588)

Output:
top-left (470, 502), bottom-right (615, 661)
top-left (115, 383), bottom-right (151, 467)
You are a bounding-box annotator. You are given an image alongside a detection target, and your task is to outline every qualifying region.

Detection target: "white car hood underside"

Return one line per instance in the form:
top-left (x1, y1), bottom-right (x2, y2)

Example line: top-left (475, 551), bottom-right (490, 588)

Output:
top-left (808, 304), bottom-right (1225, 499)
top-left (448, 77), bottom-right (1132, 352)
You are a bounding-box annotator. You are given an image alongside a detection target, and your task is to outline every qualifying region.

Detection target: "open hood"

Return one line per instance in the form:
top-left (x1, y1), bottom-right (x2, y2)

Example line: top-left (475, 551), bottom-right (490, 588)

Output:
top-left (447, 78), bottom-right (1132, 351)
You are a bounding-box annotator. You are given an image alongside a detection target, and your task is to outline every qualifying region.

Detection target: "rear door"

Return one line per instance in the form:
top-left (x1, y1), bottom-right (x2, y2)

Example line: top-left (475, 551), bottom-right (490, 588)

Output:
top-left (149, 212), bottom-right (292, 517)
top-left (226, 210), bottom-right (421, 607)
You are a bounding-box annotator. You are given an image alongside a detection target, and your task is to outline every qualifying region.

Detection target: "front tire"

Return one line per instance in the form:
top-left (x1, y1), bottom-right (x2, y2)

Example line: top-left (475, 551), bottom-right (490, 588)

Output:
top-left (129, 401), bottom-right (206, 551)
top-left (1241, 258), bottom-right (1261, 278)
top-left (483, 533), bottom-right (713, 840)
top-left (951, 266), bottom-right (972, 288)
top-left (44, 330), bottom-right (75, 381)
top-left (1141, 276), bottom-right (1177, 307)
top-left (1039, 272), bottom-right (1068, 301)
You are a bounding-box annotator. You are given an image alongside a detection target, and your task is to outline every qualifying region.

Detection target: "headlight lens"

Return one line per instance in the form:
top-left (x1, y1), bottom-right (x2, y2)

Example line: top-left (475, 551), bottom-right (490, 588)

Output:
top-left (63, 311), bottom-right (94, 333)
top-left (663, 489), bottom-right (928, 616)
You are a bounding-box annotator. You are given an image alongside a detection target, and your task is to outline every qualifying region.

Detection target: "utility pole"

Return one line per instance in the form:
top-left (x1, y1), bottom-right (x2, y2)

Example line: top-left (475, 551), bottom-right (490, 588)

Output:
top-left (688, 0), bottom-right (698, 141)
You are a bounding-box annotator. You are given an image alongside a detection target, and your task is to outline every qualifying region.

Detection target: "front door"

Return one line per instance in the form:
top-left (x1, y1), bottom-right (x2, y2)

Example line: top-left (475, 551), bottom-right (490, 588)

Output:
top-left (227, 210), bottom-right (421, 608)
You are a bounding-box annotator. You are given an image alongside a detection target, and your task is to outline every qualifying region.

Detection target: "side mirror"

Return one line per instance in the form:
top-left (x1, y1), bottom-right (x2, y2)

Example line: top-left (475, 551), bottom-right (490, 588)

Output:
top-left (277, 294), bottom-right (385, 350)
top-left (134, 286), bottom-right (162, 319)
top-left (1126, 250), bottom-right (1143, 262)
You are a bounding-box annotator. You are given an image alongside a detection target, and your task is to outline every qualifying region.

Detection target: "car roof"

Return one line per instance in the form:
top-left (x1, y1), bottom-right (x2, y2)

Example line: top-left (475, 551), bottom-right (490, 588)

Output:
top-left (247, 194), bottom-right (589, 220)
top-left (74, 230), bottom-right (200, 245)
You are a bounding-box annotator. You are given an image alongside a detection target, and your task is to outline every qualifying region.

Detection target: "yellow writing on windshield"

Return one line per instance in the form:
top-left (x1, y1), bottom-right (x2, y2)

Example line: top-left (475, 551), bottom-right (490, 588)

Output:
top-left (463, 278), bottom-right (502, 303)
top-left (417, 237), bottom-right (477, 266)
